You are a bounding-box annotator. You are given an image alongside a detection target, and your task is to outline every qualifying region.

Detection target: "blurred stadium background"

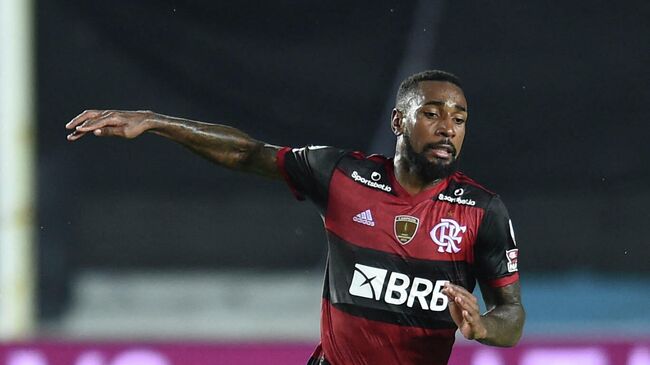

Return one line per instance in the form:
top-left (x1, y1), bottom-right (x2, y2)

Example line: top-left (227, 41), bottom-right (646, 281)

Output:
top-left (1, 0), bottom-right (649, 364)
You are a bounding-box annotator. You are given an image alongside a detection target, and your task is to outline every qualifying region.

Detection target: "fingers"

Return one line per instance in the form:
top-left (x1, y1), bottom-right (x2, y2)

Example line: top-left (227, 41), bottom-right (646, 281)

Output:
top-left (443, 283), bottom-right (488, 340)
top-left (66, 110), bottom-right (110, 142)
top-left (66, 129), bottom-right (88, 141)
top-left (67, 124), bottom-right (123, 141)
top-left (462, 309), bottom-right (488, 340)
top-left (453, 292), bottom-right (480, 314)
top-left (447, 300), bottom-right (464, 325)
top-left (92, 126), bottom-right (123, 137)
top-left (66, 110), bottom-right (106, 130)
top-left (66, 110), bottom-right (127, 141)
top-left (443, 283), bottom-right (480, 314)
top-left (75, 112), bottom-right (119, 132)
top-left (461, 308), bottom-right (479, 324)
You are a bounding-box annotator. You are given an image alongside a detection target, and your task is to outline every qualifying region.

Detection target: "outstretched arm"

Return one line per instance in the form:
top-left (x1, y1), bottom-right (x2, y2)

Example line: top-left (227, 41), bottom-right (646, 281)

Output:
top-left (66, 110), bottom-right (282, 179)
top-left (442, 281), bottom-right (525, 347)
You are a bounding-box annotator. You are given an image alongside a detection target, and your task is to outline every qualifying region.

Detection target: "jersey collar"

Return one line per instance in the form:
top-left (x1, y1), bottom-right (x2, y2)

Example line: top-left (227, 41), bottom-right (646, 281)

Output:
top-left (386, 158), bottom-right (452, 204)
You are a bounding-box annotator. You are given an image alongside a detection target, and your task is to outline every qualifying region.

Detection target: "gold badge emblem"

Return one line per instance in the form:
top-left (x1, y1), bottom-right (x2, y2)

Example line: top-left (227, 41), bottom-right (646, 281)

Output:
top-left (394, 215), bottom-right (420, 245)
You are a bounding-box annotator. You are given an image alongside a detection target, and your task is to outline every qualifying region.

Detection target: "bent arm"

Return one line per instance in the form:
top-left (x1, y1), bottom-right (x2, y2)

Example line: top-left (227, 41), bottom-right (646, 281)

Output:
top-left (477, 281), bottom-right (525, 347)
top-left (442, 281), bottom-right (524, 347)
top-left (66, 110), bottom-right (282, 179)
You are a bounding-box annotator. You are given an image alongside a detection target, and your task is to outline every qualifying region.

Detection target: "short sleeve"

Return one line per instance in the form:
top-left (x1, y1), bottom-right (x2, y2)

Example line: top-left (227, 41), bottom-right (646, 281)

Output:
top-left (473, 195), bottom-right (520, 287)
top-left (276, 146), bottom-right (347, 212)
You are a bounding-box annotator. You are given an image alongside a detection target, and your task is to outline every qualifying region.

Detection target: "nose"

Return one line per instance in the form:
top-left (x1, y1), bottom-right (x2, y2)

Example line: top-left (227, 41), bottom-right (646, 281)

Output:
top-left (435, 117), bottom-right (456, 138)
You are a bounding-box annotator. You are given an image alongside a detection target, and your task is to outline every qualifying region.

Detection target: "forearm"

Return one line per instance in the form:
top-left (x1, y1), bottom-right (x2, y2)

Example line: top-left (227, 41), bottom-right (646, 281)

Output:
top-left (477, 303), bottom-right (525, 347)
top-left (145, 113), bottom-right (281, 178)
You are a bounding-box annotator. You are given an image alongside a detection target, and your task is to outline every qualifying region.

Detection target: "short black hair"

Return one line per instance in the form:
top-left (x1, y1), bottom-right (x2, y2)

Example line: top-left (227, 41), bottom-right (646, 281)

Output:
top-left (395, 70), bottom-right (463, 111)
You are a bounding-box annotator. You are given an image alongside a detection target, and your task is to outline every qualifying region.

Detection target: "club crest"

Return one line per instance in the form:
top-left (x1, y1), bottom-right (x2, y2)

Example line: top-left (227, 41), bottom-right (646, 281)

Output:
top-left (393, 215), bottom-right (419, 245)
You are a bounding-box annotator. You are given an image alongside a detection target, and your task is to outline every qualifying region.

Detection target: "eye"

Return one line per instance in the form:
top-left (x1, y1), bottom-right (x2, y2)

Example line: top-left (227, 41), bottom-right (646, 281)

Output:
top-left (423, 111), bottom-right (439, 118)
top-left (454, 117), bottom-right (466, 124)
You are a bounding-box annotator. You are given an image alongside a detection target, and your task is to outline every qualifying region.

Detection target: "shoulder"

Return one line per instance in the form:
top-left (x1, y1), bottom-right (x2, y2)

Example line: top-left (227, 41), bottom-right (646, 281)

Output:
top-left (436, 172), bottom-right (500, 210)
top-left (437, 171), bottom-right (507, 214)
top-left (334, 152), bottom-right (395, 193)
top-left (337, 151), bottom-right (390, 169)
top-left (449, 171), bottom-right (495, 195)
top-left (285, 145), bottom-right (348, 161)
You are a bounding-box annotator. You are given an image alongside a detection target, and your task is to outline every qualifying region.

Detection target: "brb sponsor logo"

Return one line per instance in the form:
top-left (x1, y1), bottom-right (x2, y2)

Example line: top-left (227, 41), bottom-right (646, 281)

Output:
top-left (351, 171), bottom-right (392, 192)
top-left (348, 263), bottom-right (449, 311)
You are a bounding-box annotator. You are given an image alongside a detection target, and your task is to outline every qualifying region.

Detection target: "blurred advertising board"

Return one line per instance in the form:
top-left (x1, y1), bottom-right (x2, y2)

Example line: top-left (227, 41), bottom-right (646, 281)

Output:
top-left (1, 340), bottom-right (649, 365)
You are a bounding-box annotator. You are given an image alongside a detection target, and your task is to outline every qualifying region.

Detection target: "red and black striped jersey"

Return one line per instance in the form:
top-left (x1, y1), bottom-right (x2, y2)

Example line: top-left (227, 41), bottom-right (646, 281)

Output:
top-left (277, 146), bottom-right (519, 365)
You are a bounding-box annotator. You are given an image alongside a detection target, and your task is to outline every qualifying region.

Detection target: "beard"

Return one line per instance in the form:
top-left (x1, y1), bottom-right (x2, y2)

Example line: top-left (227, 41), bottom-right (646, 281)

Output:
top-left (403, 134), bottom-right (459, 184)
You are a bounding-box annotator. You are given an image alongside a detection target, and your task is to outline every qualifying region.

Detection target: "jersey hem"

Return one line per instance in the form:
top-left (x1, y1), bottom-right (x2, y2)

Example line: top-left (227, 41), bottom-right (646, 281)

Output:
top-left (486, 272), bottom-right (519, 287)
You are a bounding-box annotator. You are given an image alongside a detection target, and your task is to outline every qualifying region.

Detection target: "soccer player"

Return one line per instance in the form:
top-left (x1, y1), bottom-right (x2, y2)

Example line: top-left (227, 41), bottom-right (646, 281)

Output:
top-left (66, 70), bottom-right (524, 365)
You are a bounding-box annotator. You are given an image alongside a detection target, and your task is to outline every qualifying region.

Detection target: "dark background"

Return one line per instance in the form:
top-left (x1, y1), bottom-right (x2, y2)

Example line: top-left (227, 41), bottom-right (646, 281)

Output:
top-left (37, 0), bottom-right (650, 318)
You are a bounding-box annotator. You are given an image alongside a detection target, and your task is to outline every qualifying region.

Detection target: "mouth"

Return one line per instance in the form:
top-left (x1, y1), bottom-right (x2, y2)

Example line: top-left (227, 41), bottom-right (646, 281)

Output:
top-left (424, 143), bottom-right (456, 160)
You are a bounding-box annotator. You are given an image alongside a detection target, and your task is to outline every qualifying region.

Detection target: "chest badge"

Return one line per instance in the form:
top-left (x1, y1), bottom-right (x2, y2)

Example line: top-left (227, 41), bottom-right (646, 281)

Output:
top-left (430, 218), bottom-right (466, 253)
top-left (394, 215), bottom-right (420, 245)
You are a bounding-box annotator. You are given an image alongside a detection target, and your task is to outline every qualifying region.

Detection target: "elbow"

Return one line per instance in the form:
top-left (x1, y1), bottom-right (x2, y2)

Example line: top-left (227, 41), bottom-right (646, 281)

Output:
top-left (233, 139), bottom-right (264, 169)
top-left (489, 326), bottom-right (524, 348)
top-left (504, 328), bottom-right (524, 347)
top-left (227, 136), bottom-right (258, 163)
top-left (482, 304), bottom-right (525, 347)
top-left (506, 307), bottom-right (526, 347)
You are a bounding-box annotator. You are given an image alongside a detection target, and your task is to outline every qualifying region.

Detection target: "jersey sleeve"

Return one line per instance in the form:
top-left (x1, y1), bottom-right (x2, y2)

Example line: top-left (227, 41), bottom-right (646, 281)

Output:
top-left (473, 195), bottom-right (520, 287)
top-left (276, 146), bottom-right (347, 212)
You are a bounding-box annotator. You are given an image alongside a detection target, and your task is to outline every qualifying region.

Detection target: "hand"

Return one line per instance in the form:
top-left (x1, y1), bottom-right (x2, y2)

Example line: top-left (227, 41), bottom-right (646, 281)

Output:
top-left (442, 282), bottom-right (487, 341)
top-left (66, 110), bottom-right (154, 141)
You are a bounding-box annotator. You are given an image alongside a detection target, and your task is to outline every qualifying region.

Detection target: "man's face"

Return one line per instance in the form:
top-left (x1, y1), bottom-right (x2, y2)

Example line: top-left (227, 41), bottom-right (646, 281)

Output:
top-left (399, 81), bottom-right (468, 181)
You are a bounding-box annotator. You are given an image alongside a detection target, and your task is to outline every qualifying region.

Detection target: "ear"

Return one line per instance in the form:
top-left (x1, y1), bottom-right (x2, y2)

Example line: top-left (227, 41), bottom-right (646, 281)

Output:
top-left (391, 108), bottom-right (404, 136)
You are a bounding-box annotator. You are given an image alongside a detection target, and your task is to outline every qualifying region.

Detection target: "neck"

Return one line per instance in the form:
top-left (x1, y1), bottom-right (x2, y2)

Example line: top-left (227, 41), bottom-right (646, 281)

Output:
top-left (393, 153), bottom-right (443, 195)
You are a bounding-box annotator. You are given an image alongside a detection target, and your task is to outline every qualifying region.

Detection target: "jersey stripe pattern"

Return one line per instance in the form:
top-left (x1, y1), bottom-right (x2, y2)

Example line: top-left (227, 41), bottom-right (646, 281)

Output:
top-left (277, 146), bottom-right (519, 365)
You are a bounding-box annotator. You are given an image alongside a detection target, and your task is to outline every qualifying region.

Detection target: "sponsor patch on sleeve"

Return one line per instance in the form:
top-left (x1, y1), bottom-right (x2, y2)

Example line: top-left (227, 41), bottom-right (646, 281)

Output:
top-left (506, 249), bottom-right (519, 272)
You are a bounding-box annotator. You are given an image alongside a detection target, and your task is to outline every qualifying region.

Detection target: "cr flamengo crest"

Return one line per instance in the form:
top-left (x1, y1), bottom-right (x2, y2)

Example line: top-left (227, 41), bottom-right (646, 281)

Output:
top-left (430, 218), bottom-right (466, 253)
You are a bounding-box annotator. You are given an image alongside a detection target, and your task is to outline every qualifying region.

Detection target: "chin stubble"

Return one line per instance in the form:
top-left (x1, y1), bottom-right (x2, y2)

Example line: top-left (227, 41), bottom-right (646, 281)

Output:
top-left (403, 135), bottom-right (458, 184)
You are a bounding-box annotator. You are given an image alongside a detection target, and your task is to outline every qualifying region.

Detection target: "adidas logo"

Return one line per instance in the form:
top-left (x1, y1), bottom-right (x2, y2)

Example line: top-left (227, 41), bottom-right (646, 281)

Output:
top-left (353, 209), bottom-right (375, 226)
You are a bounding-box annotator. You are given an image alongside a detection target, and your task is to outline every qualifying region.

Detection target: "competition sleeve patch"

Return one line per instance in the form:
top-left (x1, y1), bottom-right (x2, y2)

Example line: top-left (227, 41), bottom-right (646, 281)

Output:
top-left (473, 195), bottom-right (520, 287)
top-left (277, 146), bottom-right (348, 213)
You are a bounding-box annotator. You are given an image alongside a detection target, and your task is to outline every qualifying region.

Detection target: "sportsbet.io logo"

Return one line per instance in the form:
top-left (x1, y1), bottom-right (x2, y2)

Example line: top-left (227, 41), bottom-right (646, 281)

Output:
top-left (348, 263), bottom-right (449, 311)
top-left (351, 171), bottom-right (392, 192)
